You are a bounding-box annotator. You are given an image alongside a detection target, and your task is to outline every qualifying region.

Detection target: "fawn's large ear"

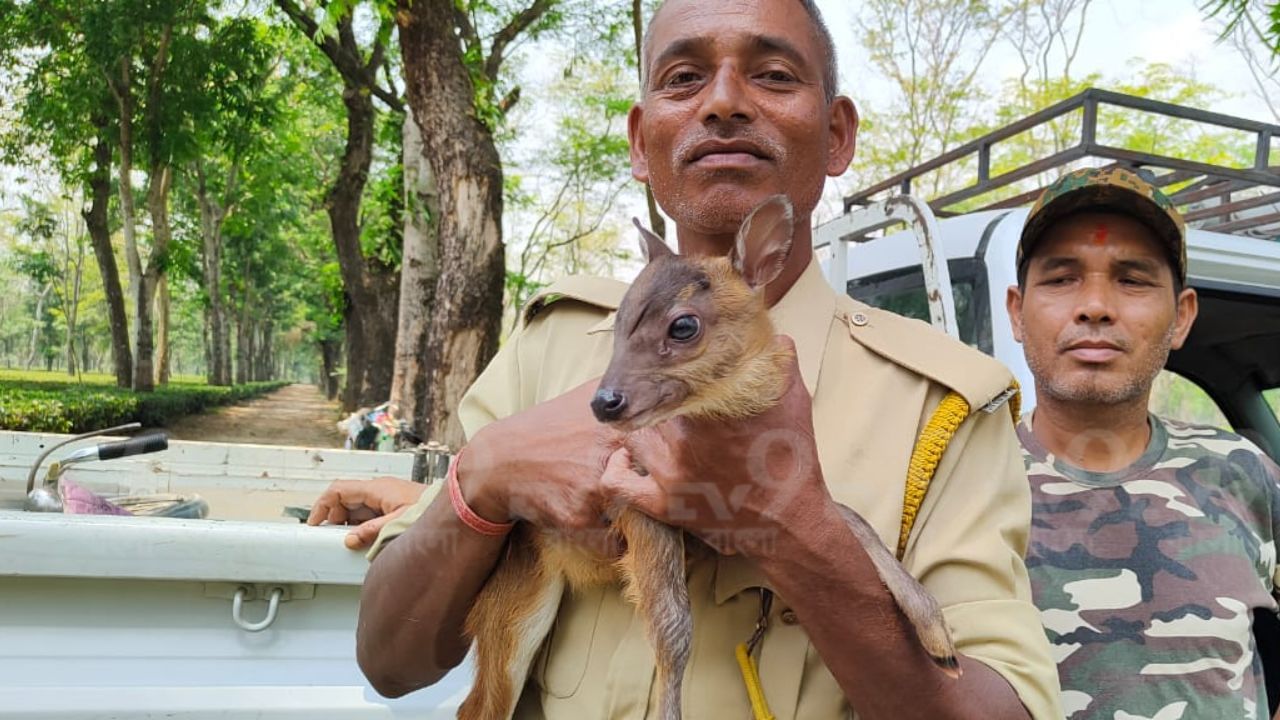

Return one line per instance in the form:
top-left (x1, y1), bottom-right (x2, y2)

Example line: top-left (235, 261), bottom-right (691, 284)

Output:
top-left (731, 195), bottom-right (794, 290)
top-left (633, 217), bottom-right (673, 265)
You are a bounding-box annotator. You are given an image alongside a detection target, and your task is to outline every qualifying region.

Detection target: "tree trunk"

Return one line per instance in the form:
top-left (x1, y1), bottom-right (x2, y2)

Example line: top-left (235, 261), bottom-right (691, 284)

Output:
top-left (195, 160), bottom-right (234, 385)
top-left (245, 318), bottom-right (257, 382)
top-left (80, 336), bottom-right (91, 377)
top-left (84, 124), bottom-right (133, 387)
top-left (63, 240), bottom-right (83, 377)
top-left (156, 274), bottom-right (171, 385)
top-left (235, 318), bottom-right (249, 385)
top-left (329, 83), bottom-right (400, 411)
top-left (399, 0), bottom-right (506, 448)
top-left (113, 60), bottom-right (144, 367)
top-left (320, 339), bottom-right (341, 400)
top-left (236, 269), bottom-right (251, 385)
top-left (26, 284), bottom-right (51, 369)
top-left (257, 319), bottom-right (274, 381)
top-left (134, 162), bottom-right (172, 392)
top-left (389, 110), bottom-right (441, 433)
top-left (129, 21), bottom-right (175, 392)
top-left (202, 309), bottom-right (213, 380)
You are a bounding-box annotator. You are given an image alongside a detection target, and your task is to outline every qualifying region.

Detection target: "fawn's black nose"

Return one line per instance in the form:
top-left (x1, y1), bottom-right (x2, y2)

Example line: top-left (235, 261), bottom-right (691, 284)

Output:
top-left (591, 388), bottom-right (628, 422)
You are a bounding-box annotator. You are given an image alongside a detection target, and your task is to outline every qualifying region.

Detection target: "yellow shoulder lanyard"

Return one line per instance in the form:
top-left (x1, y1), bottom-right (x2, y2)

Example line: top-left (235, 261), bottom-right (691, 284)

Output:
top-left (734, 386), bottom-right (1020, 720)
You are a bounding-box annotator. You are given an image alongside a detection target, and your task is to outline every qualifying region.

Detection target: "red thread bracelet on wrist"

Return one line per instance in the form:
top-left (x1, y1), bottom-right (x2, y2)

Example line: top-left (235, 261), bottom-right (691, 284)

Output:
top-left (447, 448), bottom-right (514, 536)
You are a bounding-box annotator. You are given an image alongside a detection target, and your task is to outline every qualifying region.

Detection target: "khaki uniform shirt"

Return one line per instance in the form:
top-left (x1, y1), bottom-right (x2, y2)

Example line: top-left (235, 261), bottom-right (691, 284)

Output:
top-left (373, 259), bottom-right (1063, 720)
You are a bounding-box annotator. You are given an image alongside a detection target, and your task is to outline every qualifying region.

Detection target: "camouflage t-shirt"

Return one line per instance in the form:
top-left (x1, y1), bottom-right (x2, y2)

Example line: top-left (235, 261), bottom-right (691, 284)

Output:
top-left (1019, 414), bottom-right (1280, 720)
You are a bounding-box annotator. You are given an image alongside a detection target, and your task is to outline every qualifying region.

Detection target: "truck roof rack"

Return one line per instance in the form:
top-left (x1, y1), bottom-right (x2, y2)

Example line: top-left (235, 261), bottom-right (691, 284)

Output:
top-left (842, 88), bottom-right (1280, 238)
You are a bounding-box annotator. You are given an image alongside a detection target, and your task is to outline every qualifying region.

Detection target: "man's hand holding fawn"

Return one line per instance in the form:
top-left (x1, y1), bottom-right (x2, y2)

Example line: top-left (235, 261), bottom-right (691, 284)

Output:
top-left (604, 336), bottom-right (840, 558)
top-left (462, 379), bottom-right (626, 539)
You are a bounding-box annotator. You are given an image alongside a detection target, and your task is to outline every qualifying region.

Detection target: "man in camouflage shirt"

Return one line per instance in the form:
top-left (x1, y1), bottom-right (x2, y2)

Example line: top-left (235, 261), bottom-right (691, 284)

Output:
top-left (1007, 167), bottom-right (1280, 720)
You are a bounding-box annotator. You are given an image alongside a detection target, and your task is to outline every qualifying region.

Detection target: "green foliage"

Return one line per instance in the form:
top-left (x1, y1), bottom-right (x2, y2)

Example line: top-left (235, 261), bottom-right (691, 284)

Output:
top-left (0, 370), bottom-right (288, 432)
top-left (358, 110), bottom-right (406, 269)
top-left (1202, 0), bottom-right (1280, 54)
top-left (1265, 388), bottom-right (1280, 419)
top-left (1149, 370), bottom-right (1231, 428)
top-left (502, 54), bottom-right (636, 322)
top-left (849, 0), bottom-right (1253, 215)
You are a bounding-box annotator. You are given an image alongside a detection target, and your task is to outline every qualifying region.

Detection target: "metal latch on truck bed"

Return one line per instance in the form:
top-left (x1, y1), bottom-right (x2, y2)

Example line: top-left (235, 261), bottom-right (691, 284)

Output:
top-left (204, 582), bottom-right (317, 632)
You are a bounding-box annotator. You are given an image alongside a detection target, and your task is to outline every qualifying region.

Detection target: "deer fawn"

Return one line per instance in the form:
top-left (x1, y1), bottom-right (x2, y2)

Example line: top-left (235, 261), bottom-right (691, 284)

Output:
top-left (459, 196), bottom-right (958, 720)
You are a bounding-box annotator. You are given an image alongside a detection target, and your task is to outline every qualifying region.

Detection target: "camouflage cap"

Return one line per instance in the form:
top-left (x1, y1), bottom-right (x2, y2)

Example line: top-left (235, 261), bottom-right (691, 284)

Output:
top-left (1018, 167), bottom-right (1187, 284)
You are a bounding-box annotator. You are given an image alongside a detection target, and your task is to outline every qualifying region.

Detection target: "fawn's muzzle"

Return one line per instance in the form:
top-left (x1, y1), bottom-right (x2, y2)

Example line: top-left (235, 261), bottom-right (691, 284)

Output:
top-left (591, 388), bottom-right (628, 422)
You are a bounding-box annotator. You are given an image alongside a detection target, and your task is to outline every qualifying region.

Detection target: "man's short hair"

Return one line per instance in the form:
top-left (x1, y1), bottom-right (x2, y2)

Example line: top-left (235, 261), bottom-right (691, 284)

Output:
top-left (640, 0), bottom-right (839, 103)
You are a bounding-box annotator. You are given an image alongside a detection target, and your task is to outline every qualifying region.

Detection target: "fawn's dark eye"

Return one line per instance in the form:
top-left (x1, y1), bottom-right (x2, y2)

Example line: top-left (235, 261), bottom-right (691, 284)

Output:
top-left (668, 315), bottom-right (700, 342)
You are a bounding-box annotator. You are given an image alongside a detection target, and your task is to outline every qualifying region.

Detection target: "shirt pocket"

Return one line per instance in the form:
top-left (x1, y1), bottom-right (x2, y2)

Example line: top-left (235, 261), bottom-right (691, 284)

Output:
top-left (534, 585), bottom-right (605, 699)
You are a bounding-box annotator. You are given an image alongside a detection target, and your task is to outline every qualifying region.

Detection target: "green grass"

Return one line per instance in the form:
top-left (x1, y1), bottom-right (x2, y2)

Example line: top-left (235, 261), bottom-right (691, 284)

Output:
top-left (0, 369), bottom-right (288, 433)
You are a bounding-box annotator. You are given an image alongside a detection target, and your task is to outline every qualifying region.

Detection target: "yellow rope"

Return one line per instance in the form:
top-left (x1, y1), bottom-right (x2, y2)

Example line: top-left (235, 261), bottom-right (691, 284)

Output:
top-left (735, 642), bottom-right (777, 720)
top-left (896, 391), bottom-right (970, 560)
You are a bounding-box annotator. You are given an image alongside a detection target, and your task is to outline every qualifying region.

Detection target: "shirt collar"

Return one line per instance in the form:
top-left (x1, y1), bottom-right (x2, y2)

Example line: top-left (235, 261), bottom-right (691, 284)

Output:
top-left (766, 256), bottom-right (836, 396)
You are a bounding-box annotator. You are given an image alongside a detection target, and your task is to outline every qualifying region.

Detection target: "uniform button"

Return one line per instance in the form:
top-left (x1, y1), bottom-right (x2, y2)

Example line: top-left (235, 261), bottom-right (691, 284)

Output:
top-left (850, 312), bottom-right (869, 327)
top-left (780, 609), bottom-right (799, 625)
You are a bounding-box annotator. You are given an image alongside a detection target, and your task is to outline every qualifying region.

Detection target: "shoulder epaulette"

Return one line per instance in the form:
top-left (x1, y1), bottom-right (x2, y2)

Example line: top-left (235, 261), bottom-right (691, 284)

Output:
top-left (521, 275), bottom-right (629, 327)
top-left (837, 296), bottom-right (1018, 416)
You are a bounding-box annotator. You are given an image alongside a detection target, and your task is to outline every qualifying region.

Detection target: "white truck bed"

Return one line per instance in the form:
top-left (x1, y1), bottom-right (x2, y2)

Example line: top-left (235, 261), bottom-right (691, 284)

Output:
top-left (0, 432), bottom-right (469, 719)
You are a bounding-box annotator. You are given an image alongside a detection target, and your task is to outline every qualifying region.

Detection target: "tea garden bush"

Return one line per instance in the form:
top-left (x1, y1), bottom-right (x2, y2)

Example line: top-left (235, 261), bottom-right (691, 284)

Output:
top-left (0, 371), bottom-right (288, 433)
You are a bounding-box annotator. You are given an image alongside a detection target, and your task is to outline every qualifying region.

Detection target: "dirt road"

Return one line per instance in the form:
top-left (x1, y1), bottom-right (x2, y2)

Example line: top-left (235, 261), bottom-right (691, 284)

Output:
top-left (164, 383), bottom-right (344, 448)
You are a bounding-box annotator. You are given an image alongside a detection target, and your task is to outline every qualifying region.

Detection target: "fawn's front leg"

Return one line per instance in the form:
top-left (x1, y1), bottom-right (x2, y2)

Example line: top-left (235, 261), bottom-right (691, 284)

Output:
top-left (613, 508), bottom-right (691, 720)
top-left (834, 504), bottom-right (960, 678)
top-left (460, 525), bottom-right (567, 720)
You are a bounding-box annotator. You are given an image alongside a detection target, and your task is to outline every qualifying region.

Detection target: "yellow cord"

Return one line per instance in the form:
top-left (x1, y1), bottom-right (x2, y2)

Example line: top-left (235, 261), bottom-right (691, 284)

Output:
top-left (735, 642), bottom-right (777, 720)
top-left (1008, 379), bottom-right (1022, 422)
top-left (896, 391), bottom-right (971, 560)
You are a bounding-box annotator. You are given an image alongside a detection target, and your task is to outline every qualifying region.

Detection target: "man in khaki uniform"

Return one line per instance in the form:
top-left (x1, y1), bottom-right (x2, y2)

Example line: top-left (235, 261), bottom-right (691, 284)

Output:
top-left (352, 0), bottom-right (1062, 717)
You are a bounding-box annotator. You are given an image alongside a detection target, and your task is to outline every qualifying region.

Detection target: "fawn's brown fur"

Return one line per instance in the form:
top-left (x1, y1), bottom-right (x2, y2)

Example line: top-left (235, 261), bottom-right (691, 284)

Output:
top-left (458, 196), bottom-right (957, 720)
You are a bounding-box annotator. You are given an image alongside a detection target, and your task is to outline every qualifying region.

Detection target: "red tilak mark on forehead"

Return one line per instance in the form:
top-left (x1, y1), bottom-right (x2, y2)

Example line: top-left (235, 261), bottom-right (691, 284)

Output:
top-left (1091, 223), bottom-right (1109, 246)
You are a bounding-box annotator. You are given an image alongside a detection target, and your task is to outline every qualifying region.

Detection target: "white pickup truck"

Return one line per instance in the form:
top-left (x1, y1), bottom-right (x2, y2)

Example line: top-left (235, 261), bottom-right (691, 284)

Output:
top-left (1, 88), bottom-right (1276, 718)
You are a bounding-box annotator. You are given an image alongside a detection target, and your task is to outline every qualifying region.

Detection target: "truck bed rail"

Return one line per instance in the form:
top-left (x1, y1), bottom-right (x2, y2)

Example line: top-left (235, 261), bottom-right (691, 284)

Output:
top-left (842, 88), bottom-right (1280, 237)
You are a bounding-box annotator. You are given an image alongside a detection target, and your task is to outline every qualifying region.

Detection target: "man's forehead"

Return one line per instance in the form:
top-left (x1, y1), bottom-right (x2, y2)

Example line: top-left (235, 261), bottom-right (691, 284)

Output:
top-left (1033, 214), bottom-right (1169, 264)
top-left (646, 0), bottom-right (814, 62)
top-left (1044, 212), bottom-right (1153, 245)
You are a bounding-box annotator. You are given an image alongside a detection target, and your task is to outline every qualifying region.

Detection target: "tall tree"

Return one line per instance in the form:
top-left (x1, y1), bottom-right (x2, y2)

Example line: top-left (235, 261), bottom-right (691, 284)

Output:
top-left (2, 0), bottom-right (135, 386)
top-left (85, 121), bottom-right (134, 386)
top-left (99, 0), bottom-right (211, 391)
top-left (397, 0), bottom-right (561, 447)
top-left (275, 0), bottom-right (404, 410)
top-left (183, 18), bottom-right (283, 385)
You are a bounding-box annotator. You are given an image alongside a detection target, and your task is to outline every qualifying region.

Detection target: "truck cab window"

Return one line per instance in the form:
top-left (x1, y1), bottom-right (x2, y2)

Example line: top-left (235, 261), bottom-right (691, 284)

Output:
top-left (846, 258), bottom-right (992, 354)
top-left (1149, 369), bottom-right (1230, 429)
top-left (1263, 389), bottom-right (1280, 425)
